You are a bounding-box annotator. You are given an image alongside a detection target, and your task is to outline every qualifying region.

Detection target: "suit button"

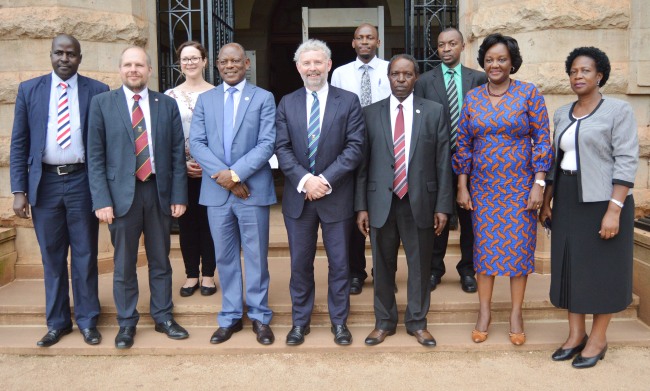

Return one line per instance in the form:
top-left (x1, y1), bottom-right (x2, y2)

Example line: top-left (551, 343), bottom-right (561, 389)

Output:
top-left (390, 164), bottom-right (394, 169)
top-left (131, 172), bottom-right (135, 176)
top-left (388, 187), bottom-right (392, 192)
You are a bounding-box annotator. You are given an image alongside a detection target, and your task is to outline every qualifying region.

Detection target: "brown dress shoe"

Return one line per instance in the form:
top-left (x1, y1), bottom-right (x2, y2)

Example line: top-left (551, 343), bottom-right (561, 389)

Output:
top-left (364, 328), bottom-right (396, 346)
top-left (407, 329), bottom-right (437, 347)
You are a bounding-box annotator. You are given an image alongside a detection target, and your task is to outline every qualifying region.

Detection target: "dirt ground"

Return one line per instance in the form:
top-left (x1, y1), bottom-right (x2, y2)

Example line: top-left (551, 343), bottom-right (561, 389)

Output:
top-left (2, 347), bottom-right (650, 390)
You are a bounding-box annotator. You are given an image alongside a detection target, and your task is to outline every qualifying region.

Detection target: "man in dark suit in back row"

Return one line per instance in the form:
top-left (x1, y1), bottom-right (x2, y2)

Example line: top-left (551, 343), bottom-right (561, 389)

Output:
top-left (88, 46), bottom-right (189, 349)
top-left (356, 54), bottom-right (453, 347)
top-left (414, 27), bottom-right (487, 293)
top-left (275, 39), bottom-right (365, 346)
top-left (10, 34), bottom-right (109, 347)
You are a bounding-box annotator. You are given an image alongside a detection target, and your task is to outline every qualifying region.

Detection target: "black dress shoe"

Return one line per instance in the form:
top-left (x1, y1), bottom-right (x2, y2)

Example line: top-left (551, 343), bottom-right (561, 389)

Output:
top-left (572, 345), bottom-right (608, 369)
top-left (200, 285), bottom-right (217, 296)
top-left (252, 320), bottom-right (275, 345)
top-left (36, 326), bottom-right (73, 347)
top-left (80, 327), bottom-right (102, 345)
top-left (180, 282), bottom-right (199, 297)
top-left (430, 275), bottom-right (442, 291)
top-left (460, 275), bottom-right (477, 293)
top-left (115, 326), bottom-right (136, 349)
top-left (286, 325), bottom-right (310, 346)
top-left (210, 319), bottom-right (243, 344)
top-left (332, 324), bottom-right (352, 345)
top-left (155, 319), bottom-right (189, 340)
top-left (350, 277), bottom-right (363, 295)
top-left (552, 335), bottom-right (588, 361)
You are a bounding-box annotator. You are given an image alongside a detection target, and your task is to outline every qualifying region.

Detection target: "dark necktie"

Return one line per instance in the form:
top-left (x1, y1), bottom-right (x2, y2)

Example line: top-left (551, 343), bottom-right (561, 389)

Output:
top-left (132, 94), bottom-right (152, 181)
top-left (446, 69), bottom-right (459, 151)
top-left (393, 104), bottom-right (407, 198)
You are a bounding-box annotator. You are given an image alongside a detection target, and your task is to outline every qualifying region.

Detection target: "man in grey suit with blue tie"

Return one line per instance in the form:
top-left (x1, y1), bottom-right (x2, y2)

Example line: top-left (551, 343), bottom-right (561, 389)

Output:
top-left (88, 46), bottom-right (189, 349)
top-left (190, 43), bottom-right (277, 345)
top-left (10, 34), bottom-right (109, 347)
top-left (275, 39), bottom-right (365, 346)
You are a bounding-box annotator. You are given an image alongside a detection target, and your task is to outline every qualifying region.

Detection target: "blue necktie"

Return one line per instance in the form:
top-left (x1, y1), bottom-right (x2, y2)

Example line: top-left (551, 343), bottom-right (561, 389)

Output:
top-left (307, 91), bottom-right (321, 174)
top-left (223, 86), bottom-right (237, 165)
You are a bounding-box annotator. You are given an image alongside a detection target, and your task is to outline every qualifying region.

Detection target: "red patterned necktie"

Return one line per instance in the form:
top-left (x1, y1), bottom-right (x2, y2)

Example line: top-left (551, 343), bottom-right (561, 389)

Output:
top-left (132, 94), bottom-right (152, 181)
top-left (393, 104), bottom-right (408, 198)
top-left (56, 82), bottom-right (71, 149)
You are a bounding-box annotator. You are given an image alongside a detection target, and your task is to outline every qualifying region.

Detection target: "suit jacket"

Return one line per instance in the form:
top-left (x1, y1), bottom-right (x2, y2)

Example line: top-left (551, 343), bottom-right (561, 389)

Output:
top-left (9, 73), bottom-right (109, 206)
top-left (87, 87), bottom-right (187, 217)
top-left (275, 85), bottom-right (365, 223)
top-left (414, 64), bottom-right (487, 122)
top-left (355, 95), bottom-right (453, 229)
top-left (189, 82), bottom-right (277, 207)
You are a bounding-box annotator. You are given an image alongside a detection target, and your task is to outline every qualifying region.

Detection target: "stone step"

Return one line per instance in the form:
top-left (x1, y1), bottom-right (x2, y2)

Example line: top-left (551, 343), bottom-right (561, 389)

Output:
top-left (1, 319), bottom-right (649, 356)
top-left (0, 255), bottom-right (639, 327)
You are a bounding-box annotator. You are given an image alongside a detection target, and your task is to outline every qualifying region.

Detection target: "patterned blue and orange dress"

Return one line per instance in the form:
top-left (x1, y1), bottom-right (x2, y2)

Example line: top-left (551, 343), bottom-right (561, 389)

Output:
top-left (453, 79), bottom-right (552, 276)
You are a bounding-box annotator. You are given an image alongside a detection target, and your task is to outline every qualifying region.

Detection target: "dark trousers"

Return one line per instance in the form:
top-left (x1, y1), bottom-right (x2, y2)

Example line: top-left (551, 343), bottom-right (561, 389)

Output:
top-left (178, 177), bottom-right (215, 278)
top-left (431, 172), bottom-right (474, 278)
top-left (108, 178), bottom-right (173, 326)
top-left (348, 226), bottom-right (368, 280)
top-left (371, 194), bottom-right (432, 332)
top-left (284, 201), bottom-right (351, 326)
top-left (31, 168), bottom-right (100, 330)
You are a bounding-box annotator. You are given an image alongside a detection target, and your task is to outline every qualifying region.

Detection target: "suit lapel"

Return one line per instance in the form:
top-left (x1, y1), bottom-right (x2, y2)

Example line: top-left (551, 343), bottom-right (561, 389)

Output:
top-left (212, 86), bottom-right (225, 149)
top-left (35, 76), bottom-right (51, 150)
top-left (461, 65), bottom-right (472, 98)
top-left (432, 66), bottom-right (448, 111)
top-left (113, 88), bottom-right (135, 146)
top-left (294, 88), bottom-right (308, 151)
top-left (77, 75), bottom-right (89, 130)
top-left (233, 83), bottom-right (254, 139)
top-left (380, 98), bottom-right (394, 158)
top-left (319, 85), bottom-right (340, 146)
top-left (149, 89), bottom-right (159, 150)
top-left (409, 97), bottom-right (423, 164)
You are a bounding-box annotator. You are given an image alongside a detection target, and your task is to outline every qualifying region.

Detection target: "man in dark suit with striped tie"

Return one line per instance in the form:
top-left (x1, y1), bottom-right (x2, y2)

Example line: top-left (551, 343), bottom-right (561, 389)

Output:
top-left (10, 34), bottom-right (109, 347)
top-left (414, 27), bottom-right (487, 293)
top-left (88, 46), bottom-right (189, 349)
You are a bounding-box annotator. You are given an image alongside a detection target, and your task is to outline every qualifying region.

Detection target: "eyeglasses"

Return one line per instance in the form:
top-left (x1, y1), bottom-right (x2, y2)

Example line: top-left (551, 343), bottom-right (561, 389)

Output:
top-left (180, 57), bottom-right (203, 65)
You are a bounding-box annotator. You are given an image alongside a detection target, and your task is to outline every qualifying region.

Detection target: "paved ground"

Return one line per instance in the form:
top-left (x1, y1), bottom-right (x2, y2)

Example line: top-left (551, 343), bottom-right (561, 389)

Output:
top-left (2, 347), bottom-right (650, 390)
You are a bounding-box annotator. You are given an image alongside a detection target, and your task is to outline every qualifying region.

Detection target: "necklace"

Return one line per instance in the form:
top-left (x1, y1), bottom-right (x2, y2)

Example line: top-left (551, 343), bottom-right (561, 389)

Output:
top-left (487, 79), bottom-right (511, 97)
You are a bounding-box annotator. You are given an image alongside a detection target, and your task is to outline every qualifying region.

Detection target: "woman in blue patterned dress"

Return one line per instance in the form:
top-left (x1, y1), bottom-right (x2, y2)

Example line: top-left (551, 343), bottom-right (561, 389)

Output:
top-left (453, 33), bottom-right (553, 345)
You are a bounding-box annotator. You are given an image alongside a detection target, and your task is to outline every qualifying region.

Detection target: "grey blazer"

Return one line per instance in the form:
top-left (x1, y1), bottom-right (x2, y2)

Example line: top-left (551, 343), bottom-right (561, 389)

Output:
top-left (548, 97), bottom-right (638, 202)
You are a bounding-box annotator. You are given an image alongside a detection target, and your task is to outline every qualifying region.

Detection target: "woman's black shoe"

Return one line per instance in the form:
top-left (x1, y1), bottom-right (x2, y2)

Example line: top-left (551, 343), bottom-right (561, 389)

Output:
top-left (180, 282), bottom-right (199, 297)
top-left (572, 344), bottom-right (608, 369)
top-left (551, 334), bottom-right (588, 361)
top-left (200, 285), bottom-right (218, 296)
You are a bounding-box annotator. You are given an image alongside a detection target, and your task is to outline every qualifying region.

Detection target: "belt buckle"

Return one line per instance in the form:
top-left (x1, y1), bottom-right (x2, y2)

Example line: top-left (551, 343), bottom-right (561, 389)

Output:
top-left (56, 165), bottom-right (68, 175)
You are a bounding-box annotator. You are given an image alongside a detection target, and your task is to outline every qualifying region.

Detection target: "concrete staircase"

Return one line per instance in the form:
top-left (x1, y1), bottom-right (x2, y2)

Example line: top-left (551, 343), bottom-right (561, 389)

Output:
top-left (1, 206), bottom-right (649, 355)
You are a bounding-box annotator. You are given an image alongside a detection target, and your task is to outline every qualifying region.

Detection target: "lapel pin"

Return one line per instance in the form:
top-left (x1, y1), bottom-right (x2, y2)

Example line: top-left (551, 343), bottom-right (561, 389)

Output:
top-left (245, 97), bottom-right (250, 101)
top-left (155, 98), bottom-right (159, 101)
top-left (416, 109), bottom-right (421, 114)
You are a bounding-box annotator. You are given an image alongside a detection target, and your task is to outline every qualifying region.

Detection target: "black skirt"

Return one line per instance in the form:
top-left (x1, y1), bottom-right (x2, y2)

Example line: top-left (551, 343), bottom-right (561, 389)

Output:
top-left (549, 172), bottom-right (634, 314)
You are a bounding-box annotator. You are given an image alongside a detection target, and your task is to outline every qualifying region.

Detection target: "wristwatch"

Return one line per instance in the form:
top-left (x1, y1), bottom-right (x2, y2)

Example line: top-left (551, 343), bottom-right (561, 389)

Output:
top-left (534, 179), bottom-right (546, 188)
top-left (230, 170), bottom-right (240, 183)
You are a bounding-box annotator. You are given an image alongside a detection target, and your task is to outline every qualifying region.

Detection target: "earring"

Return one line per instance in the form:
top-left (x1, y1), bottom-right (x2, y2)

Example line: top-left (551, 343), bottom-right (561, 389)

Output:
top-left (511, 66), bottom-right (515, 72)
top-left (596, 79), bottom-right (601, 86)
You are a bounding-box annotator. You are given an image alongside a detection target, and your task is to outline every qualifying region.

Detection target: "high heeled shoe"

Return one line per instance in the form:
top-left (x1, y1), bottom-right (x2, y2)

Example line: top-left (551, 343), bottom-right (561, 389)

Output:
top-left (551, 335), bottom-right (588, 361)
top-left (572, 344), bottom-right (608, 369)
top-left (509, 331), bottom-right (526, 346)
top-left (472, 329), bottom-right (488, 343)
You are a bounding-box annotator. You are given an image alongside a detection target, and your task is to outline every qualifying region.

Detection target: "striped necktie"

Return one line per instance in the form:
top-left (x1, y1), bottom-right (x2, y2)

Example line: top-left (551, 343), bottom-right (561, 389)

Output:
top-left (132, 94), bottom-right (152, 181)
top-left (446, 69), bottom-right (459, 151)
top-left (307, 91), bottom-right (321, 174)
top-left (56, 82), bottom-right (72, 149)
top-left (393, 104), bottom-right (408, 198)
top-left (360, 64), bottom-right (372, 107)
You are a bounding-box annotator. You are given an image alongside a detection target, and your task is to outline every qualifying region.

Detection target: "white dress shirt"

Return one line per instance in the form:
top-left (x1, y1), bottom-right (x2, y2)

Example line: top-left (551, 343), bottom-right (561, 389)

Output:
top-left (298, 84), bottom-right (332, 193)
top-left (223, 79), bottom-right (247, 119)
top-left (559, 114), bottom-right (587, 171)
top-left (42, 72), bottom-right (84, 165)
top-left (123, 86), bottom-right (155, 173)
top-left (331, 56), bottom-right (391, 104)
top-left (390, 93), bottom-right (414, 175)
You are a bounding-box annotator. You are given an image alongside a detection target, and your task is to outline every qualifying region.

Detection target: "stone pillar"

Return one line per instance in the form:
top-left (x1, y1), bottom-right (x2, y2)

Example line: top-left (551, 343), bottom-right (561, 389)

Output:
top-left (0, 0), bottom-right (157, 279)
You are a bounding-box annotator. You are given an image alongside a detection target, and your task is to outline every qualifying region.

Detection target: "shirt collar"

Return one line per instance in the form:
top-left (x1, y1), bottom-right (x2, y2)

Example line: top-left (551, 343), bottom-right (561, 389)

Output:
top-left (305, 82), bottom-right (329, 98)
top-left (123, 85), bottom-right (149, 101)
top-left (390, 93), bottom-right (414, 111)
top-left (355, 56), bottom-right (380, 70)
top-left (441, 62), bottom-right (462, 75)
top-left (224, 79), bottom-right (246, 93)
top-left (52, 72), bottom-right (78, 89)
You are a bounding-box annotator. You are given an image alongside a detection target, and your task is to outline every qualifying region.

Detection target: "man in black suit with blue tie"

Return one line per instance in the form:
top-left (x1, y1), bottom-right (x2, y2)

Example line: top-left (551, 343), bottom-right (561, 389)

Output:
top-left (414, 27), bottom-right (487, 293)
top-left (88, 46), bottom-right (189, 349)
top-left (10, 34), bottom-right (109, 347)
top-left (275, 39), bottom-right (365, 346)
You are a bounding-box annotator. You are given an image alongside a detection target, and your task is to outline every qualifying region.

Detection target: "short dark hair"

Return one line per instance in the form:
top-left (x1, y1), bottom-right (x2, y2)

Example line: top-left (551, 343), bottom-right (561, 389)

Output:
top-left (387, 54), bottom-right (420, 76)
top-left (439, 27), bottom-right (464, 42)
top-left (176, 41), bottom-right (207, 62)
top-left (564, 47), bottom-right (610, 87)
top-left (477, 33), bottom-right (523, 74)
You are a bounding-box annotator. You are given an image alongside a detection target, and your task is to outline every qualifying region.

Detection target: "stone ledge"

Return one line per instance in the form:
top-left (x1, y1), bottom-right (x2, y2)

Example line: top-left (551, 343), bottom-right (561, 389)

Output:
top-left (0, 7), bottom-right (147, 44)
top-left (470, 0), bottom-right (629, 38)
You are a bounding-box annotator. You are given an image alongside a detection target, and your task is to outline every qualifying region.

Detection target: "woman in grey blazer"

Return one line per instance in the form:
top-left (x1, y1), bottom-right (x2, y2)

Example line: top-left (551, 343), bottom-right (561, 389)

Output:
top-left (540, 47), bottom-right (638, 369)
